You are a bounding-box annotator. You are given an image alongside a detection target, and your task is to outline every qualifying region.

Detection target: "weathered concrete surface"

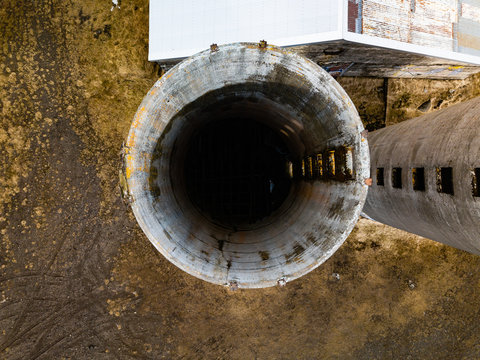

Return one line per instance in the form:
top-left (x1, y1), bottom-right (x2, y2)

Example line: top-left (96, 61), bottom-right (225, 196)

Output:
top-left (337, 73), bottom-right (480, 130)
top-left (292, 41), bottom-right (480, 79)
top-left (364, 97), bottom-right (480, 254)
top-left (2, 0), bottom-right (480, 358)
top-left (125, 43), bottom-right (369, 288)
top-left (162, 40), bottom-right (480, 80)
top-left (348, 0), bottom-right (480, 58)
top-left (361, 0), bottom-right (457, 51)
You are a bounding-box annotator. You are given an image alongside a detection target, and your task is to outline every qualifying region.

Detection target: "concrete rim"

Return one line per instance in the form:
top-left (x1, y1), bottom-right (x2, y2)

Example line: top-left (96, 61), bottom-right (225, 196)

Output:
top-left (124, 42), bottom-right (370, 288)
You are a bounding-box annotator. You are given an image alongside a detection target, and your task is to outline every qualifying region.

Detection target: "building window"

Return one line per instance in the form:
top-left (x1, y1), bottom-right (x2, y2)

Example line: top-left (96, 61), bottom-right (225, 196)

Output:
top-left (412, 168), bottom-right (425, 191)
top-left (376, 168), bottom-right (384, 186)
top-left (473, 168), bottom-right (480, 197)
top-left (436, 167), bottom-right (454, 195)
top-left (306, 156), bottom-right (313, 179)
top-left (392, 168), bottom-right (402, 189)
top-left (287, 161), bottom-right (293, 179)
top-left (327, 150), bottom-right (335, 177)
top-left (344, 147), bottom-right (353, 179)
top-left (316, 153), bottom-right (323, 178)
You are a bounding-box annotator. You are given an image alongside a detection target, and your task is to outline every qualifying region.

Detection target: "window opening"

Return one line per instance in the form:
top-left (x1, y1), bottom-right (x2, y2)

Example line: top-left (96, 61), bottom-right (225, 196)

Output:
top-left (392, 167), bottom-right (402, 189)
top-left (436, 167), bottom-right (454, 195)
top-left (412, 168), bottom-right (425, 191)
top-left (376, 168), bottom-right (384, 186)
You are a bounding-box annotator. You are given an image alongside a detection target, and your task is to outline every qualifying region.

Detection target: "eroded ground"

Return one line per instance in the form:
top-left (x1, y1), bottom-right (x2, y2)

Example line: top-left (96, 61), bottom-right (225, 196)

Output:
top-left (1, 0), bottom-right (480, 359)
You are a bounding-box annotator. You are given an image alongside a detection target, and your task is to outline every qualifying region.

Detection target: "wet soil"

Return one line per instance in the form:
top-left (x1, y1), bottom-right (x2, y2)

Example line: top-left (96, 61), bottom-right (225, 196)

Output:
top-left (1, 1), bottom-right (480, 359)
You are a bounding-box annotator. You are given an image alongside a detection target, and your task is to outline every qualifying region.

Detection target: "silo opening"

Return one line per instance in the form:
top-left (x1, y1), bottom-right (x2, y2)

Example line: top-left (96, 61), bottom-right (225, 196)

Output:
top-left (184, 118), bottom-right (292, 230)
top-left (125, 43), bottom-right (369, 288)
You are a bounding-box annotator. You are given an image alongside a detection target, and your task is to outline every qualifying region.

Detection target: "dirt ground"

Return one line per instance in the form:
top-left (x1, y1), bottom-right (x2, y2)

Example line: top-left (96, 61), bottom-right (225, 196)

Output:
top-left (1, 1), bottom-right (480, 359)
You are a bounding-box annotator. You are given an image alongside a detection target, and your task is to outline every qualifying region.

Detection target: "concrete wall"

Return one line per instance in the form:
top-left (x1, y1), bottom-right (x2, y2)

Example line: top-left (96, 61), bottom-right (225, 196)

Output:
top-left (458, 0), bottom-right (480, 56)
top-left (363, 97), bottom-right (480, 254)
top-left (355, 0), bottom-right (480, 56)
top-left (361, 0), bottom-right (456, 51)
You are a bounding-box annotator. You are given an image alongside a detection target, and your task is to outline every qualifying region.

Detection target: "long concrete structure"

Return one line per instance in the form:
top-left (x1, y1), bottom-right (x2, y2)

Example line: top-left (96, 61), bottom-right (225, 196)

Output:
top-left (364, 97), bottom-right (480, 255)
top-left (123, 42), bottom-right (370, 288)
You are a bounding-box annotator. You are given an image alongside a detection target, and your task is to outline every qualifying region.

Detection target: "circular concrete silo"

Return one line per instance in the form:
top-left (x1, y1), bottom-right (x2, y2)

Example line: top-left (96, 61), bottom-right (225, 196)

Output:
top-left (123, 43), bottom-right (370, 288)
top-left (363, 97), bottom-right (480, 255)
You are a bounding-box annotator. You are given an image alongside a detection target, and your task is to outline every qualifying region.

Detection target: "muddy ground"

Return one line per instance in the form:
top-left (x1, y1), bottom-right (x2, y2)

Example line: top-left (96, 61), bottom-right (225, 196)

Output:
top-left (1, 1), bottom-right (480, 359)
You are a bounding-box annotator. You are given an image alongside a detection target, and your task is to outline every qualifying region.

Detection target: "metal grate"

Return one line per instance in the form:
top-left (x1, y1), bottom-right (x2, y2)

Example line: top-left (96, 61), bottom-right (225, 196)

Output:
top-left (184, 118), bottom-right (292, 228)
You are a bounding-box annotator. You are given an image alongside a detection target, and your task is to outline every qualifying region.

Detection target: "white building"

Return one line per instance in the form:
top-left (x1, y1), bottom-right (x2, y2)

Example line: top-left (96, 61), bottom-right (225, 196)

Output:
top-left (149, 0), bottom-right (480, 79)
